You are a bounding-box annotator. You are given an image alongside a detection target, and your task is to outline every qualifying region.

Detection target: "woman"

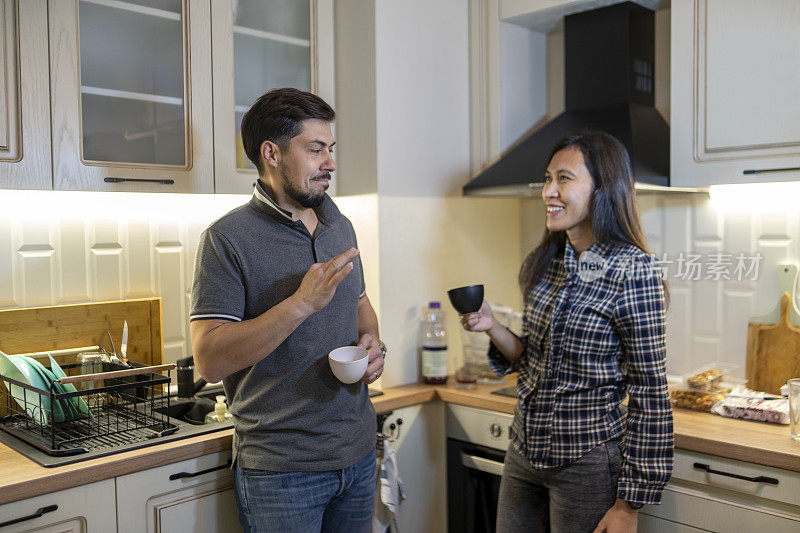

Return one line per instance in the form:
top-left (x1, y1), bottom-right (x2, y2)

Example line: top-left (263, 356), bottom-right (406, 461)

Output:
top-left (461, 131), bottom-right (673, 532)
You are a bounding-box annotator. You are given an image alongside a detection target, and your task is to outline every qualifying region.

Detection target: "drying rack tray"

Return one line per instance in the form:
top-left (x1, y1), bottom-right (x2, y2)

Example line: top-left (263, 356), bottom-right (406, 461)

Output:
top-left (0, 361), bottom-right (176, 456)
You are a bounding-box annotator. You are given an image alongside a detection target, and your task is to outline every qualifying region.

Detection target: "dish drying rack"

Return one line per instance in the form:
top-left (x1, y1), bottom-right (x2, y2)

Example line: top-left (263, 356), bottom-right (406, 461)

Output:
top-left (0, 353), bottom-right (176, 457)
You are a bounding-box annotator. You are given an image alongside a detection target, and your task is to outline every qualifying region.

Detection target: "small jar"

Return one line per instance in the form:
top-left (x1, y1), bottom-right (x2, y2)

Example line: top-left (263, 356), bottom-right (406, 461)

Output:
top-left (77, 351), bottom-right (108, 389)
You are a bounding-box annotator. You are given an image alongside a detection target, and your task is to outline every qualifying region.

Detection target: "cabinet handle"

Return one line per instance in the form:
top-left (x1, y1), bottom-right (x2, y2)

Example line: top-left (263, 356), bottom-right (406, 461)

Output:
top-left (742, 166), bottom-right (800, 175)
top-left (105, 177), bottom-right (175, 185)
top-left (169, 459), bottom-right (232, 480)
top-left (0, 504), bottom-right (58, 528)
top-left (693, 462), bottom-right (779, 485)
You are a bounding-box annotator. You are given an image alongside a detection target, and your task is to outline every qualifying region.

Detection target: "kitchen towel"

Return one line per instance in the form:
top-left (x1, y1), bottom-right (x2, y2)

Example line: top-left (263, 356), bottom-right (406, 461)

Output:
top-left (372, 446), bottom-right (406, 532)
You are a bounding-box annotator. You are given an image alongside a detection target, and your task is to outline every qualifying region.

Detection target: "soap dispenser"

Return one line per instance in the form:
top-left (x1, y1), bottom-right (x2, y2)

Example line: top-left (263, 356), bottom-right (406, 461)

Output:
top-left (204, 396), bottom-right (233, 424)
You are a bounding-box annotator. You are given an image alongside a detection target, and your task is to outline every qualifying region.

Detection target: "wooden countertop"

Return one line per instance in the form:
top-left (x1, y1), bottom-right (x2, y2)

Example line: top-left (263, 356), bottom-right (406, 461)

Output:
top-left (1, 379), bottom-right (798, 505)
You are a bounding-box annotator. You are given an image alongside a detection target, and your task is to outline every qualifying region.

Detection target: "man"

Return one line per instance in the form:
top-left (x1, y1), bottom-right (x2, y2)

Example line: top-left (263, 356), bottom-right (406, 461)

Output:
top-left (190, 88), bottom-right (385, 533)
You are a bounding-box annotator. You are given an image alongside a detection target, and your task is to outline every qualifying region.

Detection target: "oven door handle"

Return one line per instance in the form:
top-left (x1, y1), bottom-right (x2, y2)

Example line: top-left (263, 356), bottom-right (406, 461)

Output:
top-left (461, 452), bottom-right (505, 477)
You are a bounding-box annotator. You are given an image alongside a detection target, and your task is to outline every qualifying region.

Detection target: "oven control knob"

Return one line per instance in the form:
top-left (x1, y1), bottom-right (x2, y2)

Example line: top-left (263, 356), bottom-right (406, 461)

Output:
top-left (490, 423), bottom-right (502, 438)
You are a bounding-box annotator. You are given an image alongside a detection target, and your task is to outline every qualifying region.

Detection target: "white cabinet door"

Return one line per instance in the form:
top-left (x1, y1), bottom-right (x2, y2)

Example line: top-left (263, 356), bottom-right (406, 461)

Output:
top-left (671, 0), bottom-right (800, 186)
top-left (639, 512), bottom-right (706, 532)
top-left (0, 0), bottom-right (51, 190)
top-left (382, 402), bottom-right (447, 533)
top-left (643, 448), bottom-right (800, 533)
top-left (116, 450), bottom-right (240, 533)
top-left (642, 482), bottom-right (800, 532)
top-left (0, 479), bottom-right (116, 532)
top-left (48, 0), bottom-right (214, 193)
top-left (671, 449), bottom-right (800, 508)
top-left (210, 0), bottom-right (334, 194)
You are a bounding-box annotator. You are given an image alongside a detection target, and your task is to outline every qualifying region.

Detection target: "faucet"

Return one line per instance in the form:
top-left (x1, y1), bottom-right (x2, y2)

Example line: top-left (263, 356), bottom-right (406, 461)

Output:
top-left (176, 356), bottom-right (208, 398)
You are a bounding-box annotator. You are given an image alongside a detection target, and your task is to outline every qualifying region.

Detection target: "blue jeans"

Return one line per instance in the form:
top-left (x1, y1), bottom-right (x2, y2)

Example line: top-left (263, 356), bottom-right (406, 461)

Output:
top-left (233, 449), bottom-right (376, 533)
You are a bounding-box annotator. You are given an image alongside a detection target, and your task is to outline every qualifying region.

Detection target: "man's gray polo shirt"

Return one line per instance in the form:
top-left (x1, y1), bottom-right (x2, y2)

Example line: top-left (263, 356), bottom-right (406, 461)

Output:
top-left (190, 184), bottom-right (376, 472)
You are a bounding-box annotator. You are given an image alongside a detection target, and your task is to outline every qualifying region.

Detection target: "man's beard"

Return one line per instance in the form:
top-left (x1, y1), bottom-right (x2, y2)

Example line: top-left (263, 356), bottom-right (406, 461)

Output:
top-left (279, 166), bottom-right (328, 209)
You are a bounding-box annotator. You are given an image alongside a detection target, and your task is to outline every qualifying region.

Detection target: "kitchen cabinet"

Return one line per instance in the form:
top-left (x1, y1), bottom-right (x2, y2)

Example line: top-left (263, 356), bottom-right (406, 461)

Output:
top-left (0, 0), bottom-right (51, 190)
top-left (384, 402), bottom-right (447, 533)
top-left (639, 449), bottom-right (800, 532)
top-left (670, 0), bottom-right (800, 187)
top-left (0, 0), bottom-right (332, 194)
top-left (116, 450), bottom-right (240, 533)
top-left (48, 0), bottom-right (214, 193)
top-left (0, 478), bottom-right (116, 532)
top-left (210, 0), bottom-right (334, 194)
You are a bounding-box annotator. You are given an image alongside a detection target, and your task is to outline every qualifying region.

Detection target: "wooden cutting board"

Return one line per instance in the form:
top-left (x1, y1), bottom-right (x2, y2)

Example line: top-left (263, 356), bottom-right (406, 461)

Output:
top-left (746, 292), bottom-right (800, 394)
top-left (0, 298), bottom-right (163, 366)
top-left (749, 263), bottom-right (800, 327)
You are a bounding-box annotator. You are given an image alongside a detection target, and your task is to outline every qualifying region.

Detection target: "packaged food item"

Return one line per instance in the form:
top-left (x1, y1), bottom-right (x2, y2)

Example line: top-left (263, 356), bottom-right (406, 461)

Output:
top-left (711, 396), bottom-right (790, 425)
top-left (669, 388), bottom-right (728, 412)
top-left (686, 369), bottom-right (724, 391)
top-left (681, 363), bottom-right (741, 391)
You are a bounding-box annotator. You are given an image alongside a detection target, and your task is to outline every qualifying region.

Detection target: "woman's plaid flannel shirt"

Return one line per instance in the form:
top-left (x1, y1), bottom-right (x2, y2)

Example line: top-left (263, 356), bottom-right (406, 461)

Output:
top-left (489, 241), bottom-right (673, 505)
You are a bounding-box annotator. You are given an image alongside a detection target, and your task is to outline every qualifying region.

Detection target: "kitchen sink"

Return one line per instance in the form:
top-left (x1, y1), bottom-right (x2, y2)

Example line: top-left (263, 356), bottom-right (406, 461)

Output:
top-left (153, 388), bottom-right (231, 425)
top-left (153, 397), bottom-right (216, 425)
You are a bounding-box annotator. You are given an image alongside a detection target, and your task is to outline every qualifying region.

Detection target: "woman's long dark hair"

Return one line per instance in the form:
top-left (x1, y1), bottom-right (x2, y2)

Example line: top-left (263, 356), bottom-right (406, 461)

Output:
top-left (519, 131), bottom-right (667, 302)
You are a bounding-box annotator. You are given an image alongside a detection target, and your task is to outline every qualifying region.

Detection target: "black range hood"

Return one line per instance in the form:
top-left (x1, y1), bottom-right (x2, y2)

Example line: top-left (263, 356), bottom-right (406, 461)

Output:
top-left (464, 2), bottom-right (670, 196)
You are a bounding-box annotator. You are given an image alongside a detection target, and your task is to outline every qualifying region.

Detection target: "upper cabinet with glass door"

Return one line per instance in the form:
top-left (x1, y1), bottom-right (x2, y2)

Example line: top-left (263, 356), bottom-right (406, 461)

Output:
top-left (0, 0), bottom-right (51, 189)
top-left (48, 0), bottom-right (213, 192)
top-left (211, 0), bottom-right (334, 194)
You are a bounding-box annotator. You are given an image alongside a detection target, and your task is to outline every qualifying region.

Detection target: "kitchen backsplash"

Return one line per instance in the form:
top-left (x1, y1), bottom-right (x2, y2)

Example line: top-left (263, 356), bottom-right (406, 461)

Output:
top-left (0, 190), bottom-right (249, 366)
top-left (2, 189), bottom-right (797, 384)
top-left (0, 190), bottom-right (521, 388)
top-left (640, 193), bottom-right (800, 378)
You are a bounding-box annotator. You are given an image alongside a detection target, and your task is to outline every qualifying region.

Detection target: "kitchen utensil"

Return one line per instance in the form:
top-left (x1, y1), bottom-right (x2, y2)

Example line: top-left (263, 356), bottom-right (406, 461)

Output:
top-left (447, 284), bottom-right (484, 314)
top-left (328, 346), bottom-right (368, 384)
top-left (120, 320), bottom-right (129, 364)
top-left (105, 325), bottom-right (130, 367)
top-left (745, 293), bottom-right (800, 395)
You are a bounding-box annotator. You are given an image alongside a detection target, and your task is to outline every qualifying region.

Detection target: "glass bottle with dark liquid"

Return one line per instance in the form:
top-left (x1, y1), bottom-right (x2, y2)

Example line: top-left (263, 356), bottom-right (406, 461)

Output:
top-left (421, 301), bottom-right (448, 384)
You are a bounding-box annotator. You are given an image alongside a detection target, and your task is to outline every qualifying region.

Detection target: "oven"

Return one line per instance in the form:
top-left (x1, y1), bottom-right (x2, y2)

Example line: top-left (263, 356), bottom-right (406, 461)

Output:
top-left (446, 403), bottom-right (514, 533)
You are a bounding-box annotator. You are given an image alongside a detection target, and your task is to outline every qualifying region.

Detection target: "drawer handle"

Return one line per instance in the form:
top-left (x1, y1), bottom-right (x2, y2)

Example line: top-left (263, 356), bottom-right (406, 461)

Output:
top-left (169, 459), bottom-right (232, 481)
top-left (742, 166), bottom-right (800, 175)
top-left (105, 177), bottom-right (175, 185)
top-left (693, 462), bottom-right (779, 485)
top-left (0, 504), bottom-right (58, 528)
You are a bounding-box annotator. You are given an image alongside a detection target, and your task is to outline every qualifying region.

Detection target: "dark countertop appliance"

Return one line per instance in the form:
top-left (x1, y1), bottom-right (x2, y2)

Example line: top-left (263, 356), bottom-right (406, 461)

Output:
top-left (464, 1), bottom-right (669, 197)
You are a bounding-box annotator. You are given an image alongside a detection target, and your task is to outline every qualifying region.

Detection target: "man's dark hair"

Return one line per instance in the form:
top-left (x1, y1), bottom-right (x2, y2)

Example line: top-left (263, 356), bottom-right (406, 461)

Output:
top-left (241, 88), bottom-right (335, 174)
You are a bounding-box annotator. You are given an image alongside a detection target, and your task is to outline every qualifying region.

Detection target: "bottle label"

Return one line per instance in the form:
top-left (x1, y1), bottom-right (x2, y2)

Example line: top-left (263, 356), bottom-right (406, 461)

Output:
top-left (422, 348), bottom-right (448, 378)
